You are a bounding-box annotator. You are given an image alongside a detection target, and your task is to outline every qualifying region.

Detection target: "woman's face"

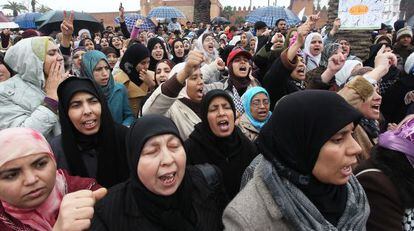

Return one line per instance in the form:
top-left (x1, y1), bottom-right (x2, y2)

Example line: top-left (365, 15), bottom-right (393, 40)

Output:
top-left (312, 123), bottom-right (361, 185)
top-left (202, 36), bottom-right (215, 54)
top-left (151, 43), bottom-right (164, 61)
top-left (139, 32), bottom-right (147, 44)
top-left (135, 57), bottom-right (150, 73)
top-left (106, 53), bottom-right (118, 69)
top-left (155, 62), bottom-right (171, 85)
top-left (68, 92), bottom-right (102, 136)
top-left (72, 50), bottom-right (85, 69)
top-left (84, 39), bottom-right (95, 51)
top-left (183, 40), bottom-right (190, 50)
top-left (358, 86), bottom-right (382, 120)
top-left (249, 39), bottom-right (256, 50)
top-left (232, 55), bottom-right (251, 78)
top-left (93, 60), bottom-right (111, 86)
top-left (249, 93), bottom-right (270, 122)
top-left (100, 38), bottom-right (109, 48)
top-left (240, 33), bottom-right (248, 48)
top-left (138, 134), bottom-right (186, 196)
top-left (290, 56), bottom-right (306, 81)
top-left (0, 63), bottom-right (11, 82)
top-left (111, 37), bottom-right (123, 49)
top-left (43, 41), bottom-right (64, 78)
top-left (309, 36), bottom-right (323, 56)
top-left (0, 153), bottom-right (56, 209)
top-left (339, 39), bottom-right (350, 57)
top-left (173, 41), bottom-right (185, 58)
top-left (207, 96), bottom-right (235, 137)
top-left (186, 69), bottom-right (204, 102)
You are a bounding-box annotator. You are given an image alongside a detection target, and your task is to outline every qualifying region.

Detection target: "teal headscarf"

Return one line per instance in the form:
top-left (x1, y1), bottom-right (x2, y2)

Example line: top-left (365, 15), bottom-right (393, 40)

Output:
top-left (241, 86), bottom-right (272, 130)
top-left (82, 50), bottom-right (115, 100)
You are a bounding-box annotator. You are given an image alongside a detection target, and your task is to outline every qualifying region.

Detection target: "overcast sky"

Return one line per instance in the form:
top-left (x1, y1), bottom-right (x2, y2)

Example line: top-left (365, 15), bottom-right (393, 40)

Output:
top-left (1, 0), bottom-right (329, 13)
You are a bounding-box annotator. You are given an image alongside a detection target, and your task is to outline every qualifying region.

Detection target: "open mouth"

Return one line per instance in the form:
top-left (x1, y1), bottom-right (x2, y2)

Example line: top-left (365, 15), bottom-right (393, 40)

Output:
top-left (217, 120), bottom-right (230, 132)
top-left (297, 66), bottom-right (305, 75)
top-left (159, 172), bottom-right (176, 186)
top-left (257, 110), bottom-right (268, 116)
top-left (82, 119), bottom-right (97, 129)
top-left (239, 66), bottom-right (247, 72)
top-left (371, 105), bottom-right (380, 111)
top-left (341, 165), bottom-right (352, 176)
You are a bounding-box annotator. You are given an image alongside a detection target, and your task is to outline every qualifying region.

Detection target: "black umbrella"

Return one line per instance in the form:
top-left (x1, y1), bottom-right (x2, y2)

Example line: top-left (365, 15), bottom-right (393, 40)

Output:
top-left (36, 10), bottom-right (104, 35)
top-left (211, 16), bottom-right (230, 25)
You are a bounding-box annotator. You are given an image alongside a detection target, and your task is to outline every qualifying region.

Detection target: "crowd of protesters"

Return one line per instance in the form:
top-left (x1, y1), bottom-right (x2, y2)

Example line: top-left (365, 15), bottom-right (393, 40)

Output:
top-left (0, 5), bottom-right (413, 230)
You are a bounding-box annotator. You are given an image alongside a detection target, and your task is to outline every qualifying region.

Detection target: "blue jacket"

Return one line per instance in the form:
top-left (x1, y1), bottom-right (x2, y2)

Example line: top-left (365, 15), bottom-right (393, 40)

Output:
top-left (109, 83), bottom-right (135, 126)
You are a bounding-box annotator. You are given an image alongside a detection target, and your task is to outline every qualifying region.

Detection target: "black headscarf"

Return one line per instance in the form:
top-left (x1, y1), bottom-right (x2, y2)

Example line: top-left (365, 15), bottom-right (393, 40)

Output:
top-left (186, 90), bottom-right (258, 198)
top-left (171, 38), bottom-right (186, 64)
top-left (257, 90), bottom-right (362, 226)
top-left (119, 43), bottom-right (150, 87)
top-left (57, 77), bottom-right (126, 187)
top-left (109, 35), bottom-right (122, 56)
top-left (363, 43), bottom-right (393, 68)
top-left (147, 37), bottom-right (168, 71)
top-left (126, 115), bottom-right (196, 231)
top-left (79, 38), bottom-right (96, 50)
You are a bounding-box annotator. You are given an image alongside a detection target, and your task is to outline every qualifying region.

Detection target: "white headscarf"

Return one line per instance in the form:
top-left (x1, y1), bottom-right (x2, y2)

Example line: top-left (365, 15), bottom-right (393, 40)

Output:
top-left (303, 32), bottom-right (323, 66)
top-left (335, 60), bottom-right (363, 86)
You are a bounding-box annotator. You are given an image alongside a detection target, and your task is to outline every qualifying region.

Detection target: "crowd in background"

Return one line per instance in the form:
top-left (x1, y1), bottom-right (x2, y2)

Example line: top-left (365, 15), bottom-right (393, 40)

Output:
top-left (0, 5), bottom-right (413, 231)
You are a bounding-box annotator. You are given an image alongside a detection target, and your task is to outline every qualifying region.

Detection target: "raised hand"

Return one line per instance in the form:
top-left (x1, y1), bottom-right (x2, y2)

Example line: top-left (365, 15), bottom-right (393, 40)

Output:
top-left (327, 52), bottom-right (346, 73)
top-left (215, 57), bottom-right (225, 71)
top-left (45, 60), bottom-right (66, 101)
top-left (53, 188), bottom-right (107, 231)
top-left (61, 11), bottom-right (74, 36)
top-left (119, 4), bottom-right (125, 22)
top-left (139, 69), bottom-right (156, 88)
top-left (177, 50), bottom-right (204, 84)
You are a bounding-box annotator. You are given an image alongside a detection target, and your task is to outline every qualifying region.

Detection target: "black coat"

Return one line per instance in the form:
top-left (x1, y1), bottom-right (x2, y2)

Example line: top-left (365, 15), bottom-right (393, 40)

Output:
top-left (50, 123), bottom-right (129, 187)
top-left (90, 166), bottom-right (225, 231)
top-left (184, 126), bottom-right (258, 200)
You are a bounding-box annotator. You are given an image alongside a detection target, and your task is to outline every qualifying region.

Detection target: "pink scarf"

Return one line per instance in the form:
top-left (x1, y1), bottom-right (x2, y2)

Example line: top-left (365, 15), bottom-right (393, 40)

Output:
top-left (0, 128), bottom-right (66, 231)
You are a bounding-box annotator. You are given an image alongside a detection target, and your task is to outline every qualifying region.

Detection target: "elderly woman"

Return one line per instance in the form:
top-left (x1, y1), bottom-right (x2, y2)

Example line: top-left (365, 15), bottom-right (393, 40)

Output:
top-left (224, 90), bottom-right (369, 230)
top-left (0, 36), bottom-right (65, 138)
top-left (81, 50), bottom-right (134, 126)
top-left (90, 115), bottom-right (226, 230)
top-left (50, 77), bottom-right (129, 187)
top-left (238, 87), bottom-right (271, 142)
top-left (0, 127), bottom-right (106, 231)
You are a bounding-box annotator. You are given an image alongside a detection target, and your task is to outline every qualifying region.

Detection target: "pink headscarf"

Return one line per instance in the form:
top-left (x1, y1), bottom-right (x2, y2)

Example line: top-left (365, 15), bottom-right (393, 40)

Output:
top-left (0, 128), bottom-right (66, 231)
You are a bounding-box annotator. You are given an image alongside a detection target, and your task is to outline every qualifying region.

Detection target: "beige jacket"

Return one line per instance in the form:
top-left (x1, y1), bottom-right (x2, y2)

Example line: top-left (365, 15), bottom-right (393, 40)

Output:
top-left (142, 86), bottom-right (201, 140)
top-left (237, 114), bottom-right (260, 142)
top-left (223, 159), bottom-right (293, 231)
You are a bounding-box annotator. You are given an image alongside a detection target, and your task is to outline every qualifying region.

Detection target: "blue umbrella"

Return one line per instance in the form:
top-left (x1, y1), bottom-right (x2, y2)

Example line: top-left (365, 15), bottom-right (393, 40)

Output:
top-left (147, 6), bottom-right (185, 19)
top-left (14, 12), bottom-right (42, 29)
top-left (246, 6), bottom-right (300, 27)
top-left (114, 13), bottom-right (156, 31)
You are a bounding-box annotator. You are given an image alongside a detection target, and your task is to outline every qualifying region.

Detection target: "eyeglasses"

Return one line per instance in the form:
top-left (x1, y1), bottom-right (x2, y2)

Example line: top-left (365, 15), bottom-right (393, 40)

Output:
top-left (251, 99), bottom-right (270, 108)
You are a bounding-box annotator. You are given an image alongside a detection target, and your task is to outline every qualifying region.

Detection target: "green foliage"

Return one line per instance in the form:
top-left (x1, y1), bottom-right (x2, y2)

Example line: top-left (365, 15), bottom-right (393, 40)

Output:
top-left (1, 1), bottom-right (28, 16)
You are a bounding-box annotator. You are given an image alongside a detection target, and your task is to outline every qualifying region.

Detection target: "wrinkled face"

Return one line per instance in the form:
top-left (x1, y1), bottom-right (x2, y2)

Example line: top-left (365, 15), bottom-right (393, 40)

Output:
top-left (100, 38), bottom-right (109, 48)
top-left (106, 53), bottom-right (118, 69)
top-left (93, 60), bottom-right (111, 86)
top-left (310, 35), bottom-right (323, 56)
top-left (138, 134), bottom-right (186, 196)
top-left (339, 40), bottom-right (350, 57)
top-left (155, 62), bottom-right (171, 85)
top-left (399, 35), bottom-right (412, 47)
top-left (249, 93), bottom-right (270, 122)
top-left (358, 86), bottom-right (382, 120)
top-left (240, 33), bottom-right (248, 48)
top-left (84, 39), bottom-right (95, 51)
top-left (72, 50), bottom-right (85, 69)
top-left (290, 56), bottom-right (306, 81)
top-left (136, 57), bottom-right (150, 73)
top-left (202, 36), bottom-right (215, 54)
top-left (0, 63), bottom-right (11, 82)
top-left (68, 92), bottom-right (102, 135)
top-left (277, 20), bottom-right (287, 32)
top-left (183, 40), bottom-right (190, 50)
top-left (151, 43), bottom-right (164, 61)
top-left (312, 123), bottom-right (362, 185)
top-left (0, 153), bottom-right (56, 209)
top-left (111, 37), bottom-right (123, 49)
top-left (232, 55), bottom-right (251, 78)
top-left (186, 68), bottom-right (204, 103)
top-left (43, 41), bottom-right (64, 78)
top-left (207, 96), bottom-right (235, 137)
top-left (173, 41), bottom-right (185, 58)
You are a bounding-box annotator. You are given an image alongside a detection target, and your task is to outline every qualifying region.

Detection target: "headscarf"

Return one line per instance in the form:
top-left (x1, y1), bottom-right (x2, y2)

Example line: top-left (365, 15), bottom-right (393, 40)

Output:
top-left (81, 50), bottom-right (115, 100)
top-left (284, 28), bottom-right (298, 49)
top-left (196, 32), bottom-right (219, 64)
top-left (257, 90), bottom-right (362, 226)
top-left (4, 36), bottom-right (55, 88)
top-left (57, 77), bottom-right (125, 187)
top-left (79, 38), bottom-right (95, 50)
top-left (0, 128), bottom-right (66, 231)
top-left (171, 38), bottom-right (186, 64)
top-left (241, 87), bottom-right (272, 130)
top-left (319, 43), bottom-right (341, 68)
top-left (363, 43), bottom-right (392, 68)
top-left (126, 115), bottom-right (196, 231)
top-left (109, 35), bottom-right (122, 57)
top-left (147, 37), bottom-right (168, 71)
top-left (119, 43), bottom-right (150, 87)
top-left (335, 60), bottom-right (362, 86)
top-left (304, 33), bottom-right (323, 67)
top-left (78, 29), bottom-right (91, 39)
